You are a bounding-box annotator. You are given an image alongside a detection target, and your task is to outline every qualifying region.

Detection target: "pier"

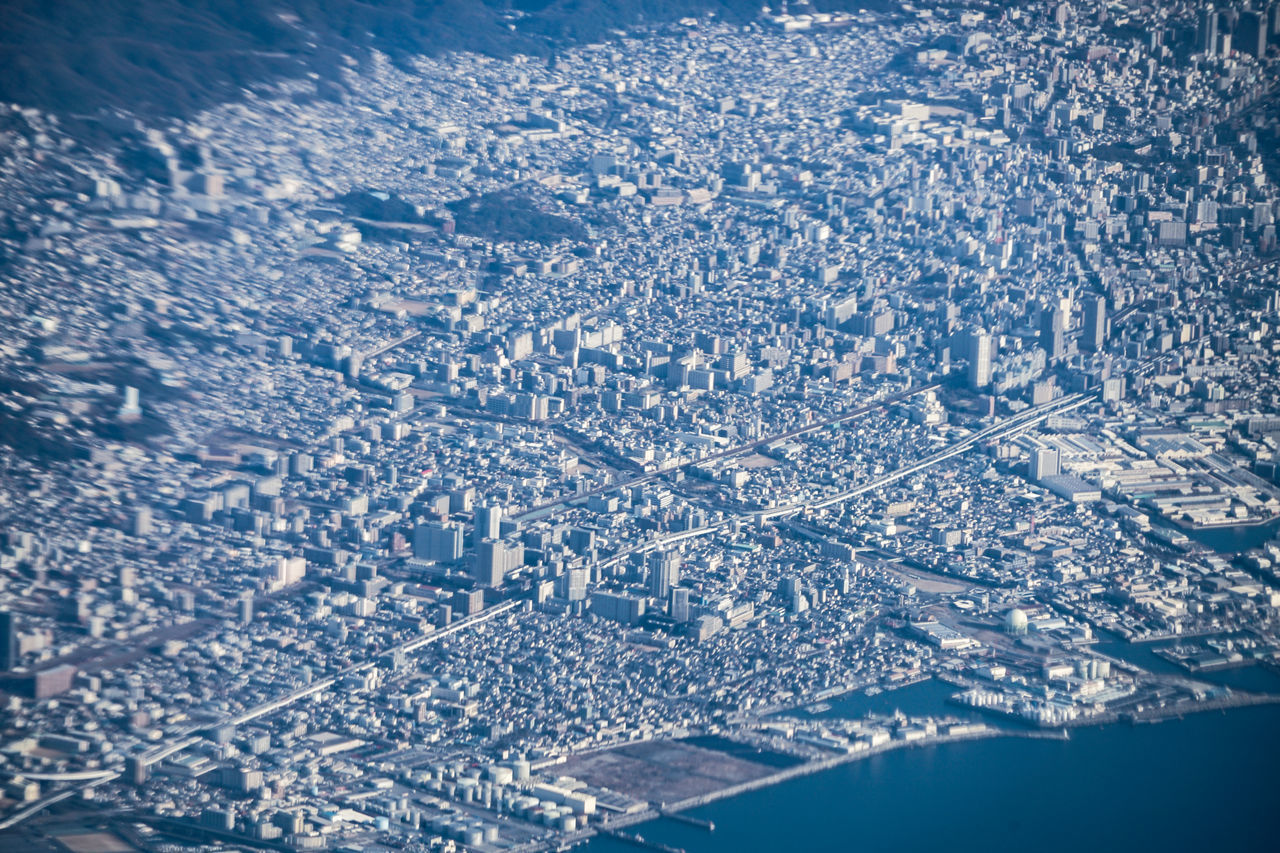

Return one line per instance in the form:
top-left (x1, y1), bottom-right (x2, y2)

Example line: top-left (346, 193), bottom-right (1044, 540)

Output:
top-left (595, 826), bottom-right (685, 853)
top-left (659, 811), bottom-right (715, 832)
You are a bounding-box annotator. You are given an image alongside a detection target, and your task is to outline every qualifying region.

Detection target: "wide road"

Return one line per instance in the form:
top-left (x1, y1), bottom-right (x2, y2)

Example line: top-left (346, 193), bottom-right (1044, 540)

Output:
top-left (585, 389), bottom-right (1093, 573)
top-left (586, 338), bottom-right (1200, 572)
top-left (0, 340), bottom-right (1202, 832)
top-left (42, 597), bottom-right (524, 828)
top-left (510, 381), bottom-right (941, 523)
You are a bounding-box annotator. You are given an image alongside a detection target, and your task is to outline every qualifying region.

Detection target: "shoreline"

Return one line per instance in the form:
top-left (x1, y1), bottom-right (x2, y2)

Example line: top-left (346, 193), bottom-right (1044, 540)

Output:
top-left (1169, 514), bottom-right (1280, 532)
top-left (570, 689), bottom-right (1280, 851)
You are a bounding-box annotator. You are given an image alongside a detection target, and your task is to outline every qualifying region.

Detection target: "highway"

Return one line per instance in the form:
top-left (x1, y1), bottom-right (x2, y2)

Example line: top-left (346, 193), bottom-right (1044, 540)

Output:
top-left (585, 338), bottom-right (1199, 572)
top-left (211, 600), bottom-right (519, 732)
top-left (110, 600), bottom-right (524, 795)
top-left (510, 381), bottom-right (941, 523)
top-left (0, 771), bottom-right (119, 832)
top-left (585, 389), bottom-right (1094, 573)
top-left (363, 329), bottom-right (423, 360)
top-left (0, 342), bottom-right (1202, 832)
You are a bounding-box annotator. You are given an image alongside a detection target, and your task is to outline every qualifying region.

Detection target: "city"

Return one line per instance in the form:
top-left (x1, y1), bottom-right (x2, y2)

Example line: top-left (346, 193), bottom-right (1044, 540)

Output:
top-left (1, 1), bottom-right (1280, 851)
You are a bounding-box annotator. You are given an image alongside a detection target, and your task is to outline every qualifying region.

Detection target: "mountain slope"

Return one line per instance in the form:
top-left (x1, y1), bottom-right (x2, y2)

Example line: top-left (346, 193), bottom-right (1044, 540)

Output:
top-left (0, 0), bottom-right (794, 120)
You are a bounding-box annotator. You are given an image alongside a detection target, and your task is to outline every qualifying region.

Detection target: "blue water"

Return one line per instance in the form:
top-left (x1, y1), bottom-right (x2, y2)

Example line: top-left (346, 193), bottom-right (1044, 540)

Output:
top-left (583, 704), bottom-right (1280, 853)
top-left (1182, 517), bottom-right (1280, 554)
top-left (801, 678), bottom-right (975, 721)
top-left (1094, 634), bottom-right (1280, 695)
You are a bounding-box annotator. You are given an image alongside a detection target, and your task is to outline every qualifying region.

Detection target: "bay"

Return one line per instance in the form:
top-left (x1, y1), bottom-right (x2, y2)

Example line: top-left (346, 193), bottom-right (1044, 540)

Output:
top-left (1180, 517), bottom-right (1280, 554)
top-left (581, 704), bottom-right (1280, 853)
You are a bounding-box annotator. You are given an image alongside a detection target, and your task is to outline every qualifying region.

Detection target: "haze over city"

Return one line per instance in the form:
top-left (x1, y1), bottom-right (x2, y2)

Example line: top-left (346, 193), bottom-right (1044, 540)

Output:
top-left (1, 1), bottom-right (1279, 851)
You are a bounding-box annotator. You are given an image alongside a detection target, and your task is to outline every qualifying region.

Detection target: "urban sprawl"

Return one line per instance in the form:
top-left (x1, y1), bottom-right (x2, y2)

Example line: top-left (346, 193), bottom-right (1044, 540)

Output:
top-left (2, 1), bottom-right (1280, 851)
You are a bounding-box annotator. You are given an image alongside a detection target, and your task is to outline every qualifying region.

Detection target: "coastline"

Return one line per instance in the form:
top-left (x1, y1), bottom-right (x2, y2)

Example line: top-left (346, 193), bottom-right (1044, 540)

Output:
top-left (566, 688), bottom-right (1280, 852)
top-left (1169, 513), bottom-right (1280, 531)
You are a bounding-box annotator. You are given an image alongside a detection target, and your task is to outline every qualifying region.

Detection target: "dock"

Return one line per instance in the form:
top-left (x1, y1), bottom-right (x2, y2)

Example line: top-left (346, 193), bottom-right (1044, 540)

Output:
top-left (595, 826), bottom-right (685, 853)
top-left (659, 811), bottom-right (715, 832)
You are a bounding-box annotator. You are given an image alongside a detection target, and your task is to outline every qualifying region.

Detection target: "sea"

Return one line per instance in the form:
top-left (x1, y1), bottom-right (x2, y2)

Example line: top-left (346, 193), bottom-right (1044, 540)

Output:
top-left (581, 701), bottom-right (1280, 852)
top-left (581, 522), bottom-right (1280, 852)
top-left (1180, 516), bottom-right (1280, 554)
top-left (581, 679), bottom-right (1280, 852)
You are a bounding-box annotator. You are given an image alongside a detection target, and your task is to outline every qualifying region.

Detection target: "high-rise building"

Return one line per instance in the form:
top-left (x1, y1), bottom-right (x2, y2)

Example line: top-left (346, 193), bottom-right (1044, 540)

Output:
top-left (452, 588), bottom-right (485, 616)
top-left (1031, 445), bottom-right (1061, 481)
top-left (1238, 9), bottom-right (1269, 57)
top-left (475, 503), bottom-right (502, 544)
top-left (561, 567), bottom-right (588, 601)
top-left (1200, 4), bottom-right (1219, 55)
top-left (1040, 306), bottom-right (1065, 361)
top-left (568, 527), bottom-right (596, 555)
top-left (967, 330), bottom-right (992, 390)
top-left (716, 351), bottom-right (750, 380)
top-left (670, 588), bottom-right (691, 623)
top-left (0, 611), bottom-right (17, 671)
top-left (1082, 295), bottom-right (1107, 352)
top-left (118, 385), bottom-right (141, 421)
top-left (648, 549), bottom-right (680, 600)
top-left (127, 755), bottom-right (149, 786)
top-left (589, 590), bottom-right (646, 625)
top-left (129, 506), bottom-right (153, 537)
top-left (476, 539), bottom-right (512, 587)
top-left (414, 521), bottom-right (463, 563)
top-left (512, 393), bottom-right (549, 421)
top-left (33, 664), bottom-right (76, 699)
top-left (778, 576), bottom-right (808, 613)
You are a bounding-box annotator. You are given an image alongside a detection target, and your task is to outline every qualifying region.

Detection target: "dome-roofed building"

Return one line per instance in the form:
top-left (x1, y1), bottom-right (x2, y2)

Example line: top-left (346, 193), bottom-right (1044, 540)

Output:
top-left (1005, 607), bottom-right (1029, 636)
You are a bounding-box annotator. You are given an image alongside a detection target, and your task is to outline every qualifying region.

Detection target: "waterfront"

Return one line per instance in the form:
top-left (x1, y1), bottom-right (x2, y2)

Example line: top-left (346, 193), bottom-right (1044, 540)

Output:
top-left (1180, 517), bottom-right (1280, 554)
top-left (804, 678), bottom-right (974, 721)
top-left (582, 703), bottom-right (1280, 853)
top-left (1093, 633), bottom-right (1280, 695)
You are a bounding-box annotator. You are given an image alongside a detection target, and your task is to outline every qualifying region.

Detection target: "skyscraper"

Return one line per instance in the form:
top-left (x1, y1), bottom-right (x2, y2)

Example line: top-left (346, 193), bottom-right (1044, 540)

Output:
top-left (779, 576), bottom-right (808, 613)
top-left (1082, 295), bottom-right (1107, 352)
top-left (648, 549), bottom-right (680, 600)
top-left (414, 521), bottom-right (464, 563)
top-left (475, 503), bottom-right (502, 544)
top-left (0, 611), bottom-right (16, 671)
top-left (967, 330), bottom-right (992, 390)
top-left (118, 385), bottom-right (141, 421)
top-left (129, 506), bottom-right (153, 537)
top-left (561, 567), bottom-right (588, 602)
top-left (1200, 4), bottom-right (1219, 56)
top-left (1040, 306), bottom-right (1065, 362)
top-left (1031, 445), bottom-right (1061, 481)
top-left (670, 588), bottom-right (691, 623)
top-left (1238, 9), bottom-right (1269, 58)
top-left (480, 539), bottom-right (523, 587)
top-left (476, 539), bottom-right (508, 587)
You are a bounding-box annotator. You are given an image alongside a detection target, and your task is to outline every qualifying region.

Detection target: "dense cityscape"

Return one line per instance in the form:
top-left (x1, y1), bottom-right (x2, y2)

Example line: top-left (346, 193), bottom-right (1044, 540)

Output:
top-left (2, 1), bottom-right (1280, 850)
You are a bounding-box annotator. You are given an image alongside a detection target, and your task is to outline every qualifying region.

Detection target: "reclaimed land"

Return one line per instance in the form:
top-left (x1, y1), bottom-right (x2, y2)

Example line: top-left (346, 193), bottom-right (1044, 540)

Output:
top-left (547, 690), bottom-right (1280, 851)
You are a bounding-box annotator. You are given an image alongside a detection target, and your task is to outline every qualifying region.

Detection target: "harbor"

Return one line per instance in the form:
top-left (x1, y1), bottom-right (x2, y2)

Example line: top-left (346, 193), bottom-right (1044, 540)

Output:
top-left (580, 702), bottom-right (1280, 853)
